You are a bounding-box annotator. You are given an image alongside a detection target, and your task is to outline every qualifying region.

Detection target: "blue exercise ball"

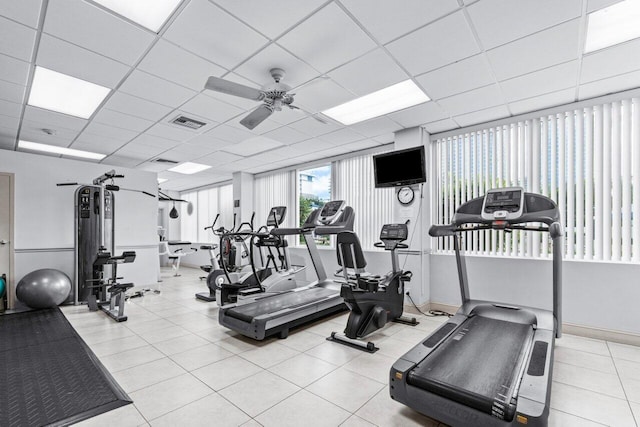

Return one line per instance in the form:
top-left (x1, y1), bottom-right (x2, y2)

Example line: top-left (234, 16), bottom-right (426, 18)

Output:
top-left (16, 269), bottom-right (71, 309)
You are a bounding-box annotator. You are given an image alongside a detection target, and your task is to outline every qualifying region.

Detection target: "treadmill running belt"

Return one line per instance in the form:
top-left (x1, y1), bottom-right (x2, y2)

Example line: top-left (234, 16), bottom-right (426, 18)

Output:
top-left (408, 315), bottom-right (532, 421)
top-left (225, 287), bottom-right (338, 323)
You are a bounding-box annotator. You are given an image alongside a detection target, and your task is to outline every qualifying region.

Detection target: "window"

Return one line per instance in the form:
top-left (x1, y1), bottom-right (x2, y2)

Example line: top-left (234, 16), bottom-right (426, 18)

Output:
top-left (298, 165), bottom-right (331, 246)
top-left (334, 153), bottom-right (395, 250)
top-left (433, 96), bottom-right (640, 262)
top-left (180, 184), bottom-right (233, 243)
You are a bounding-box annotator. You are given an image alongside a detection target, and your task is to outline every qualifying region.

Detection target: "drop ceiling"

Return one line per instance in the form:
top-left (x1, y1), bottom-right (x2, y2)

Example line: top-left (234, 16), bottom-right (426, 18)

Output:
top-left (0, 0), bottom-right (638, 191)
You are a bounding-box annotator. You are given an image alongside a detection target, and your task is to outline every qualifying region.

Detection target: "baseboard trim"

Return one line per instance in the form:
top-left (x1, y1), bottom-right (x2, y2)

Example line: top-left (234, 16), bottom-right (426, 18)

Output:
top-left (405, 302), bottom-right (640, 346)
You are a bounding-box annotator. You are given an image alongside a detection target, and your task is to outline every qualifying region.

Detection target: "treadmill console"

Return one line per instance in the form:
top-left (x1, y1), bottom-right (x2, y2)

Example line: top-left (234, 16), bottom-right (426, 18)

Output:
top-left (379, 223), bottom-right (408, 242)
top-left (266, 206), bottom-right (287, 227)
top-left (481, 187), bottom-right (525, 221)
top-left (317, 200), bottom-right (346, 225)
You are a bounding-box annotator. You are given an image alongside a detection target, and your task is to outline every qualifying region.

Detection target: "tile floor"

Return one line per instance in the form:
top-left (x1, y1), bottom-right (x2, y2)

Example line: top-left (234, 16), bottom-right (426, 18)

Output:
top-left (60, 267), bottom-right (640, 427)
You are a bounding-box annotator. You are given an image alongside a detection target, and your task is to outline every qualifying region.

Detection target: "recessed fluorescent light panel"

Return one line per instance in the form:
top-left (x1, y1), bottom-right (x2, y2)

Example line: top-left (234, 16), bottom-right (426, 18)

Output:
top-left (93, 0), bottom-right (182, 32)
top-left (28, 67), bottom-right (110, 119)
top-left (585, 0), bottom-right (640, 53)
top-left (322, 80), bottom-right (430, 125)
top-left (168, 162), bottom-right (211, 174)
top-left (18, 140), bottom-right (106, 160)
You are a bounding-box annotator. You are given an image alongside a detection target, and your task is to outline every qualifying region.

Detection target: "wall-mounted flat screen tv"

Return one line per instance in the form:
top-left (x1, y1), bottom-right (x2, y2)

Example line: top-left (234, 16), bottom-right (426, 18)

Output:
top-left (373, 145), bottom-right (426, 188)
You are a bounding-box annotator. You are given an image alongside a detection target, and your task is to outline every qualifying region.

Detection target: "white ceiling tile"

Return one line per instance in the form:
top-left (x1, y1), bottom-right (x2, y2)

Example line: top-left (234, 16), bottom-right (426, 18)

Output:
top-left (348, 116), bottom-right (403, 138)
top-left (579, 69), bottom-right (640, 100)
top-left (341, 0), bottom-right (459, 44)
top-left (438, 84), bottom-right (505, 116)
top-left (129, 134), bottom-right (178, 150)
top-left (227, 156), bottom-right (268, 170)
top-left (0, 53), bottom-right (30, 86)
top-left (19, 128), bottom-right (77, 146)
top-left (73, 134), bottom-right (127, 153)
top-left (102, 155), bottom-right (142, 168)
top-left (84, 121), bottom-right (139, 142)
top-left (269, 107), bottom-right (310, 126)
top-left (114, 147), bottom-right (161, 160)
top-left (0, 16), bottom-right (37, 61)
top-left (36, 34), bottom-right (131, 89)
top-left (0, 0), bottom-right (42, 28)
top-left (318, 128), bottom-right (365, 145)
top-left (146, 123), bottom-right (197, 142)
top-left (163, 0), bottom-right (268, 70)
top-left (327, 49), bottom-right (408, 96)
top-left (294, 79), bottom-right (356, 113)
top-left (235, 44), bottom-right (319, 90)
top-left (288, 116), bottom-right (341, 137)
top-left (581, 38), bottom-right (640, 84)
top-left (137, 162), bottom-right (171, 173)
top-left (487, 19), bottom-right (581, 81)
top-left (222, 135), bottom-right (284, 156)
top-left (21, 120), bottom-right (79, 140)
top-left (0, 80), bottom-right (25, 104)
top-left (154, 147), bottom-right (199, 162)
top-left (278, 3), bottom-right (377, 73)
top-left (268, 143), bottom-right (313, 159)
top-left (467, 0), bottom-right (582, 50)
top-left (0, 99), bottom-right (22, 118)
top-left (0, 139), bottom-right (17, 150)
top-left (341, 138), bottom-right (380, 153)
top-left (373, 133), bottom-right (394, 144)
top-left (453, 105), bottom-right (510, 128)
top-left (196, 150), bottom-right (243, 166)
top-left (44, 0), bottom-right (155, 65)
top-left (262, 126), bottom-right (309, 145)
top-left (509, 88), bottom-right (575, 115)
top-left (138, 39), bottom-right (226, 92)
top-left (415, 54), bottom-right (495, 100)
top-left (587, 0), bottom-right (623, 13)
top-left (119, 70), bottom-right (197, 108)
top-left (0, 114), bottom-right (20, 130)
top-left (93, 108), bottom-right (154, 132)
top-left (181, 93), bottom-right (245, 123)
top-left (286, 138), bottom-right (334, 154)
top-left (213, 0), bottom-right (326, 39)
top-left (500, 61), bottom-right (579, 102)
top-left (386, 11), bottom-right (480, 75)
top-left (22, 106), bottom-right (88, 131)
top-left (204, 124), bottom-right (254, 143)
top-left (185, 134), bottom-right (235, 151)
top-left (102, 91), bottom-right (173, 122)
top-left (387, 101), bottom-right (450, 128)
top-left (423, 118), bottom-right (459, 135)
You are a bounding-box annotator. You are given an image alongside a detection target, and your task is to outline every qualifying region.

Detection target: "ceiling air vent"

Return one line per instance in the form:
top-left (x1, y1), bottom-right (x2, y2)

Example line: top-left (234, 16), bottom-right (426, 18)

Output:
top-left (170, 115), bottom-right (207, 130)
top-left (152, 158), bottom-right (179, 164)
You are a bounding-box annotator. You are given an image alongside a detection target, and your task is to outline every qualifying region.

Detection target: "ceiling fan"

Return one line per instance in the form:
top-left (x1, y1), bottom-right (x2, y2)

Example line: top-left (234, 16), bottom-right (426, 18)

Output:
top-left (204, 68), bottom-right (325, 130)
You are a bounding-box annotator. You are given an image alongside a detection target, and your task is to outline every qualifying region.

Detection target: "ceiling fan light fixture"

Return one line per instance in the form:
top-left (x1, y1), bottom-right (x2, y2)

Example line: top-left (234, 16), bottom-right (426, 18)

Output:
top-left (93, 0), bottom-right (182, 32)
top-left (585, 0), bottom-right (640, 53)
top-left (322, 80), bottom-right (430, 125)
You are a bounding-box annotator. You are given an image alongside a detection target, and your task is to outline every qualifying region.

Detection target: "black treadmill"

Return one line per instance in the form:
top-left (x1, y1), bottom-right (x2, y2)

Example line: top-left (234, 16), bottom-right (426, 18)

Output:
top-left (390, 188), bottom-right (563, 427)
top-left (218, 200), bottom-right (354, 340)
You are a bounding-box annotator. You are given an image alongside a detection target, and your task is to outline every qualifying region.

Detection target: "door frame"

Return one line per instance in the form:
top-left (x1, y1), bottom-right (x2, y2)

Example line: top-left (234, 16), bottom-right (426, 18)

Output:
top-left (0, 172), bottom-right (15, 310)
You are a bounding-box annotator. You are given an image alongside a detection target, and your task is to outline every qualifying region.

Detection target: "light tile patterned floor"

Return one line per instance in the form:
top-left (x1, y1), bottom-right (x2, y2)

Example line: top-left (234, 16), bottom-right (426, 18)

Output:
top-left (63, 267), bottom-right (640, 427)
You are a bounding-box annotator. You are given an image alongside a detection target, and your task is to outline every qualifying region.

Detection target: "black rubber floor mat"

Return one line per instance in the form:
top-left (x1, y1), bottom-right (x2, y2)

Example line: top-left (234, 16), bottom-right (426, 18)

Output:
top-left (0, 307), bottom-right (132, 427)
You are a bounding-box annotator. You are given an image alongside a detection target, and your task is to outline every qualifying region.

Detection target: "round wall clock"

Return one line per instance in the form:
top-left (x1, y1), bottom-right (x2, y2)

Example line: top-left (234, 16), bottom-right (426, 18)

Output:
top-left (397, 186), bottom-right (415, 205)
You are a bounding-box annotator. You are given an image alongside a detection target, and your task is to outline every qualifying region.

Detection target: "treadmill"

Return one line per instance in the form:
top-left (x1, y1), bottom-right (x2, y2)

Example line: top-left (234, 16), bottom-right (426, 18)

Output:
top-left (390, 188), bottom-right (562, 427)
top-left (218, 200), bottom-right (354, 340)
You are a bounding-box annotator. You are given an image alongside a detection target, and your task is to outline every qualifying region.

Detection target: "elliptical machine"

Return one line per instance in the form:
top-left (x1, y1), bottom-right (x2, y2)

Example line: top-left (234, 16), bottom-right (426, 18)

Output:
top-left (328, 223), bottom-right (417, 352)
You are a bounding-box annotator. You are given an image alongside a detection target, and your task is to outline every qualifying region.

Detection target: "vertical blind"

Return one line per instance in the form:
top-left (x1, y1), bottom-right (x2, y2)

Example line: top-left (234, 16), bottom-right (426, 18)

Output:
top-left (254, 171), bottom-right (297, 245)
top-left (433, 97), bottom-right (640, 262)
top-left (179, 184), bottom-right (233, 243)
top-left (334, 153), bottom-right (395, 250)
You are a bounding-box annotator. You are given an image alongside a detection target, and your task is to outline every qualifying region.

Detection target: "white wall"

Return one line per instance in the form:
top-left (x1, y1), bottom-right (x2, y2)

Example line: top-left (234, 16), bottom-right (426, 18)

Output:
top-left (430, 254), bottom-right (640, 336)
top-left (0, 150), bottom-right (159, 307)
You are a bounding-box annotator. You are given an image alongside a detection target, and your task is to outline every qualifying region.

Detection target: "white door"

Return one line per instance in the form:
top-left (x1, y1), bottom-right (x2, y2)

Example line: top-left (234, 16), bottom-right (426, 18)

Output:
top-left (0, 173), bottom-right (14, 309)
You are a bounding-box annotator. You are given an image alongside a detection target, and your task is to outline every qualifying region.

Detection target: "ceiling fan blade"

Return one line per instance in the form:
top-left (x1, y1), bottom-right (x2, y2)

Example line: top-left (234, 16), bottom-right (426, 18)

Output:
top-left (204, 76), bottom-right (264, 101)
top-left (240, 104), bottom-right (273, 130)
top-left (289, 104), bottom-right (328, 124)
